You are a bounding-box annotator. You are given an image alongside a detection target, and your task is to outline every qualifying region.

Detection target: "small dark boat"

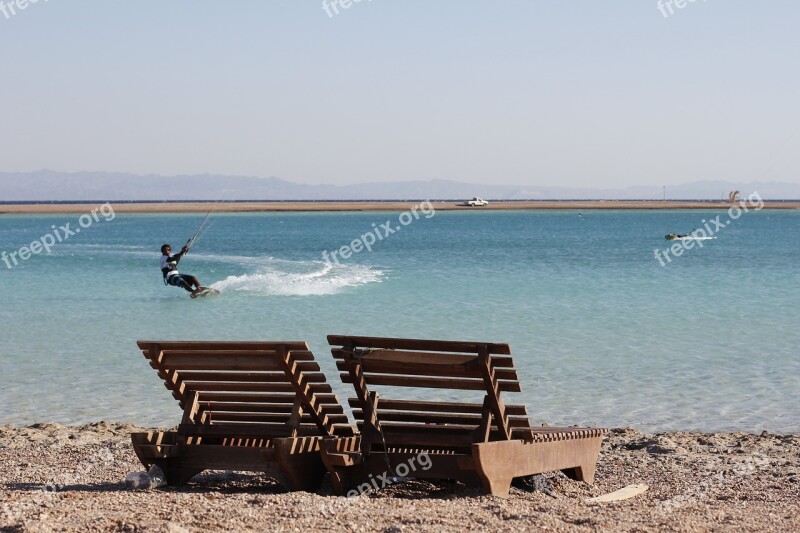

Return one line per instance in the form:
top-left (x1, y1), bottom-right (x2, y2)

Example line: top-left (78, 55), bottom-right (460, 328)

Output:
top-left (665, 233), bottom-right (689, 240)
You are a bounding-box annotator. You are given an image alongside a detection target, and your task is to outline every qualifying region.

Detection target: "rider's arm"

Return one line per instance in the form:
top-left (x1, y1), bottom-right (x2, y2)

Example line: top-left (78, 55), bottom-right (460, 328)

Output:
top-left (169, 246), bottom-right (189, 263)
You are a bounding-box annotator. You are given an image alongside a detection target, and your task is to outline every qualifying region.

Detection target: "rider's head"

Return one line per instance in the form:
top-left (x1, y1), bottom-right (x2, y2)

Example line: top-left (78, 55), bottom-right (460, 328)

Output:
top-left (161, 244), bottom-right (171, 255)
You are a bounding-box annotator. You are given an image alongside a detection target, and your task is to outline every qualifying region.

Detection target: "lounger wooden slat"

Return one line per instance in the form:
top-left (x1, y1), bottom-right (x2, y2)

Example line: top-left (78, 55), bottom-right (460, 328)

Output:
top-left (327, 336), bottom-right (512, 355)
top-left (331, 349), bottom-right (516, 368)
top-left (158, 352), bottom-right (320, 370)
top-left (340, 373), bottom-right (522, 392)
top-left (177, 371), bottom-right (326, 383)
top-left (346, 398), bottom-right (529, 416)
top-left (173, 359), bottom-right (321, 371)
top-left (176, 423), bottom-right (305, 436)
top-left (321, 335), bottom-right (607, 497)
top-left (197, 392), bottom-right (340, 404)
top-left (176, 423), bottom-right (341, 438)
top-left (356, 421), bottom-right (531, 435)
top-left (131, 340), bottom-right (354, 491)
top-left (351, 410), bottom-right (534, 428)
top-left (160, 349), bottom-right (283, 358)
top-left (355, 421), bottom-right (494, 433)
top-left (197, 412), bottom-right (318, 424)
top-left (335, 359), bottom-right (519, 381)
top-left (175, 382), bottom-right (334, 394)
top-left (200, 402), bottom-right (345, 414)
top-left (205, 412), bottom-right (351, 424)
top-left (156, 354), bottom-right (281, 371)
top-left (182, 372), bottom-right (329, 383)
top-left (138, 340), bottom-right (310, 351)
top-left (351, 410), bottom-right (484, 425)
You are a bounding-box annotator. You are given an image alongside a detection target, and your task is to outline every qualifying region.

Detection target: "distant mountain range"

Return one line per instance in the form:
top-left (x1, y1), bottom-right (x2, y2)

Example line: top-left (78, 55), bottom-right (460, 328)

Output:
top-left (1, 170), bottom-right (799, 201)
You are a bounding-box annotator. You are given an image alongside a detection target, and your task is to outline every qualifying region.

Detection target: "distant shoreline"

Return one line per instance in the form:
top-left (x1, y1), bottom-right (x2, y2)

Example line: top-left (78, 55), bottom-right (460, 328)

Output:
top-left (1, 200), bottom-right (799, 214)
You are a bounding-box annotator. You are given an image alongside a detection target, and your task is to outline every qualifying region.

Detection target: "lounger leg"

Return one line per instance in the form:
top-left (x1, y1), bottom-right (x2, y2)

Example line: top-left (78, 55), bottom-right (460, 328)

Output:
top-left (164, 466), bottom-right (204, 487)
top-left (478, 472), bottom-right (515, 498)
top-left (131, 432), bottom-right (201, 487)
top-left (274, 453), bottom-right (326, 492)
top-left (472, 441), bottom-right (521, 498)
top-left (319, 453), bottom-right (348, 495)
top-left (318, 437), bottom-right (362, 496)
top-left (562, 461), bottom-right (596, 485)
top-left (273, 437), bottom-right (327, 492)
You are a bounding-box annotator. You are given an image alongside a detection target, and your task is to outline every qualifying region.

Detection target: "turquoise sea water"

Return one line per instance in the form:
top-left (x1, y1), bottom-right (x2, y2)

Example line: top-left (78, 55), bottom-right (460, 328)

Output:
top-left (1, 208), bottom-right (798, 433)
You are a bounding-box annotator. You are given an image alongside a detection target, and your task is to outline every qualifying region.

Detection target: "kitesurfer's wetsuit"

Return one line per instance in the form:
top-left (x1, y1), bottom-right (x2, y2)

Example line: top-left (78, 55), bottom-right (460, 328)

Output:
top-left (161, 248), bottom-right (200, 293)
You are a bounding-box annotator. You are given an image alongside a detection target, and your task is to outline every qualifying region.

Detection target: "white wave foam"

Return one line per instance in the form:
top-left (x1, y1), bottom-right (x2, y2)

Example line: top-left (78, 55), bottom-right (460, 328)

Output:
top-left (210, 260), bottom-right (383, 296)
top-left (189, 253), bottom-right (304, 269)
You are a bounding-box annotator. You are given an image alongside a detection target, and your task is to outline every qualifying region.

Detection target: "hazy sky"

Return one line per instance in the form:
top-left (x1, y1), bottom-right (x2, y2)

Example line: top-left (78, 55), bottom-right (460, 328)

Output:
top-left (1, 1), bottom-right (798, 188)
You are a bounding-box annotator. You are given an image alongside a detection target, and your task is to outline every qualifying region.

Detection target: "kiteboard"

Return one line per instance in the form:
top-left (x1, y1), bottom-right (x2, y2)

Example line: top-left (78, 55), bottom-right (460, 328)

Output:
top-left (191, 287), bottom-right (220, 299)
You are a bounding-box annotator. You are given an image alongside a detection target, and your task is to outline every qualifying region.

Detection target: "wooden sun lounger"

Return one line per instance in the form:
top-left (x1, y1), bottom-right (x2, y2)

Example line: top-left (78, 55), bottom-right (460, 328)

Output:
top-left (320, 335), bottom-right (608, 497)
top-left (131, 341), bottom-right (354, 491)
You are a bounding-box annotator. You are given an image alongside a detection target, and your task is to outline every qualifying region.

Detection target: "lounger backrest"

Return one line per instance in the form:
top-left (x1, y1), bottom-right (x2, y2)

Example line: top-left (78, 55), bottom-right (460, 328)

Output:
top-left (329, 335), bottom-right (534, 451)
top-left (138, 341), bottom-right (353, 440)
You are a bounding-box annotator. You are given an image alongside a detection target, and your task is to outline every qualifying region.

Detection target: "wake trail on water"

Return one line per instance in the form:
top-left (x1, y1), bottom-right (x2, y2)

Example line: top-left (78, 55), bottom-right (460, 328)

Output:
top-left (205, 255), bottom-right (384, 296)
top-left (55, 246), bottom-right (383, 296)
